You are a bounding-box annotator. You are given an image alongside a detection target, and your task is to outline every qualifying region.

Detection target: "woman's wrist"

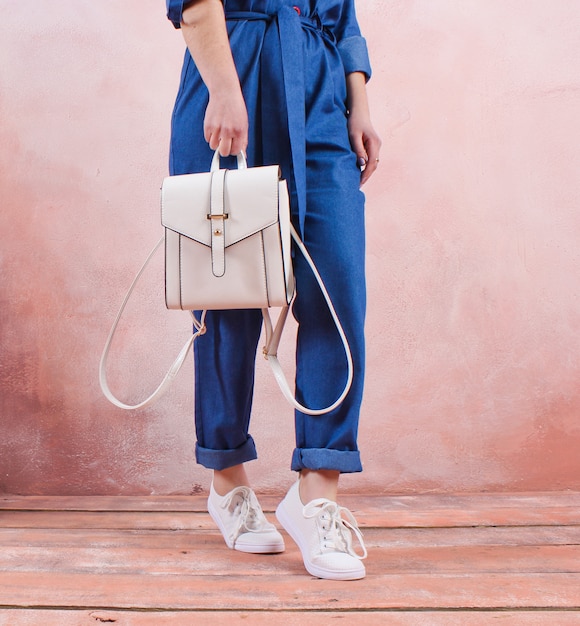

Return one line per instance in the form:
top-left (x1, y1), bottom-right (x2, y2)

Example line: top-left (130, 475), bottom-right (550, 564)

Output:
top-left (346, 72), bottom-right (369, 115)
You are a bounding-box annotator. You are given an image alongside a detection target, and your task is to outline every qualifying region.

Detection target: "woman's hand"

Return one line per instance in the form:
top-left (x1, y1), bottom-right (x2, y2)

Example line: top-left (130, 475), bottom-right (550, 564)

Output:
top-left (346, 72), bottom-right (382, 186)
top-left (204, 88), bottom-right (249, 157)
top-left (348, 110), bottom-right (381, 186)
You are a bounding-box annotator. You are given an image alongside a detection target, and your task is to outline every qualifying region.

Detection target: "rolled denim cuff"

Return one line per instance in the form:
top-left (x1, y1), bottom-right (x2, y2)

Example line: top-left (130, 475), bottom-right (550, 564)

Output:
top-left (196, 436), bottom-right (258, 470)
top-left (291, 448), bottom-right (363, 474)
top-left (337, 36), bottom-right (372, 82)
top-left (167, 0), bottom-right (186, 29)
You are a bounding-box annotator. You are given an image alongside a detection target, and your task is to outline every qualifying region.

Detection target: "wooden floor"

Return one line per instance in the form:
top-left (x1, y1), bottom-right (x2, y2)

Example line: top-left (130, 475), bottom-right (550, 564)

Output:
top-left (1, 492), bottom-right (580, 625)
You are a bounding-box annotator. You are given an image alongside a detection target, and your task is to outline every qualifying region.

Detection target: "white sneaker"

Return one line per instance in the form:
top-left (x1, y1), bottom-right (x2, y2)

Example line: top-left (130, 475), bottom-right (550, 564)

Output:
top-left (276, 481), bottom-right (367, 580)
top-left (208, 483), bottom-right (285, 554)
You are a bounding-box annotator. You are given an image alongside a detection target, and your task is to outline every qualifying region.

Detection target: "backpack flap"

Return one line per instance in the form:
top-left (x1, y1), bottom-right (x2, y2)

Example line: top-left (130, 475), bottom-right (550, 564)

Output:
top-left (161, 165), bottom-right (282, 248)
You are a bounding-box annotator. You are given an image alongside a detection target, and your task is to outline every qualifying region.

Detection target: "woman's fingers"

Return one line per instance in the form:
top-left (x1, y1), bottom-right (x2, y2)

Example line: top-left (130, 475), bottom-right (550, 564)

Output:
top-left (207, 130), bottom-right (219, 150)
top-left (349, 129), bottom-right (368, 168)
top-left (347, 108), bottom-right (382, 186)
top-left (218, 136), bottom-right (233, 157)
top-left (360, 133), bottom-right (382, 186)
top-left (230, 134), bottom-right (247, 157)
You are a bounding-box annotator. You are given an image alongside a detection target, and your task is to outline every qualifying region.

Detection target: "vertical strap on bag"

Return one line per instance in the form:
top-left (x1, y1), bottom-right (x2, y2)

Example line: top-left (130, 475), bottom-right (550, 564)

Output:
top-left (209, 169), bottom-right (227, 278)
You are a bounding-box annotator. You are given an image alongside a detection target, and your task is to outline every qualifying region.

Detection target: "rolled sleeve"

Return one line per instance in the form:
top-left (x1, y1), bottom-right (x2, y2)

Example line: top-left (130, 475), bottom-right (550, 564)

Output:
top-left (333, 0), bottom-right (373, 81)
top-left (166, 0), bottom-right (186, 29)
top-left (337, 36), bottom-right (372, 81)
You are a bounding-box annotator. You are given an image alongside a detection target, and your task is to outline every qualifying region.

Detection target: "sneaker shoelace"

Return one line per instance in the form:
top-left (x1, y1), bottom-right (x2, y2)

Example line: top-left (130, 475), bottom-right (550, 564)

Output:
top-left (303, 499), bottom-right (367, 560)
top-left (220, 486), bottom-right (268, 542)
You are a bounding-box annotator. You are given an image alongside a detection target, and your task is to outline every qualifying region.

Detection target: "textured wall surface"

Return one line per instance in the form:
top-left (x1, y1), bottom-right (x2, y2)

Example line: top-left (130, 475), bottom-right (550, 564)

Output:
top-left (1, 1), bottom-right (580, 495)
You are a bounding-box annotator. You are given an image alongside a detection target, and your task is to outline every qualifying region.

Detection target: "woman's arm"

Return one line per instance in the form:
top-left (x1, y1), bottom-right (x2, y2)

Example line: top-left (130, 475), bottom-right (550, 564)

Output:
top-left (180, 0), bottom-right (248, 156)
top-left (346, 72), bottom-right (382, 186)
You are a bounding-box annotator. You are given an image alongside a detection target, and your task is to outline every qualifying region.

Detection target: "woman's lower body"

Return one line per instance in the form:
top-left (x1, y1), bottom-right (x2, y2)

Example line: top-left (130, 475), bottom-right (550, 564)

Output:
top-left (169, 15), bottom-right (368, 580)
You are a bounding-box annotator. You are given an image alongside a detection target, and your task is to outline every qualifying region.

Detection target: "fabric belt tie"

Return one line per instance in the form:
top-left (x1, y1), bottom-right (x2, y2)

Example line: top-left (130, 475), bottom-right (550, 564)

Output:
top-left (226, 8), bottom-right (334, 234)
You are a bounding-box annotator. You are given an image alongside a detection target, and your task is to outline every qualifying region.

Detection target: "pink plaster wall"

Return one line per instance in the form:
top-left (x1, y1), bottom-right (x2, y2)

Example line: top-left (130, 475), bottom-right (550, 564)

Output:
top-left (1, 1), bottom-right (580, 496)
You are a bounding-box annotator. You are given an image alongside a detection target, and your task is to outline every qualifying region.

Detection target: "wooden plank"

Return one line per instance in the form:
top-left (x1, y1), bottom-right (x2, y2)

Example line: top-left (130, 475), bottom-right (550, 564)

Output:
top-left (361, 507), bottom-right (580, 528)
top-left (0, 511), bottom-right (212, 531)
top-left (1, 544), bottom-right (579, 577)
top-left (2, 610), bottom-right (580, 626)
top-left (2, 524), bottom-right (580, 550)
top-left (0, 527), bottom-right (223, 549)
top-left (1, 506), bottom-right (579, 530)
top-left (2, 492), bottom-right (580, 512)
top-left (1, 571), bottom-right (580, 610)
top-left (373, 525), bottom-right (580, 548)
top-left (0, 495), bottom-right (207, 512)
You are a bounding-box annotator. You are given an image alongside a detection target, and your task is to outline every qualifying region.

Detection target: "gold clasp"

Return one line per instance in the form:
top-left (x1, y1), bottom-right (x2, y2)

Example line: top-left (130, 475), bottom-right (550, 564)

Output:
top-left (207, 213), bottom-right (229, 220)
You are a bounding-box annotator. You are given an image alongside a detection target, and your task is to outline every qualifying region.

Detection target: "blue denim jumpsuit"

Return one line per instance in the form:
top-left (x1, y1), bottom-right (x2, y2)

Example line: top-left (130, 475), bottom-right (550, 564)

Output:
top-left (165, 0), bottom-right (372, 473)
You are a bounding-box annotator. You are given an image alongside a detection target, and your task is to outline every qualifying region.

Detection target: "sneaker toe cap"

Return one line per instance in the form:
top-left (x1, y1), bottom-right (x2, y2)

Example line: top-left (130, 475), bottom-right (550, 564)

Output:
top-left (310, 552), bottom-right (366, 580)
top-left (234, 529), bottom-right (285, 553)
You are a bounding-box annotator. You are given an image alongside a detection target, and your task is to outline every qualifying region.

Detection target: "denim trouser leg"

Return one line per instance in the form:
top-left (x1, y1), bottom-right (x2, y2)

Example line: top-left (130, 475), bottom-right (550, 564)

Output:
top-left (290, 159), bottom-right (366, 474)
top-left (289, 34), bottom-right (366, 473)
top-left (194, 309), bottom-right (263, 470)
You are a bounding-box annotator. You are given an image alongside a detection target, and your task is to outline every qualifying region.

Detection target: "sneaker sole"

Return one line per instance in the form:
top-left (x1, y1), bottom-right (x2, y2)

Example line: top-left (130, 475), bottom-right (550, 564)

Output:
top-left (276, 501), bottom-right (366, 581)
top-left (234, 539), bottom-right (285, 554)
